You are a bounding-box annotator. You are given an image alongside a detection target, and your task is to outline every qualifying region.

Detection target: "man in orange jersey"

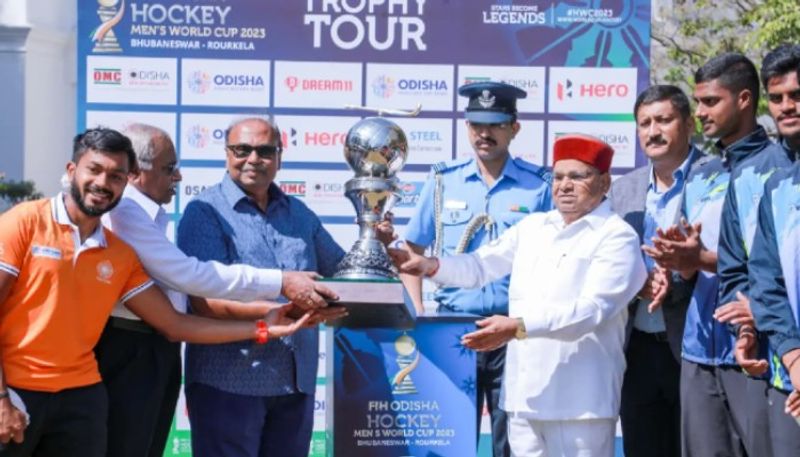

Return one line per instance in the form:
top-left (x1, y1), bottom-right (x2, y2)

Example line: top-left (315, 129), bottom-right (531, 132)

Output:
top-left (0, 128), bottom-right (317, 457)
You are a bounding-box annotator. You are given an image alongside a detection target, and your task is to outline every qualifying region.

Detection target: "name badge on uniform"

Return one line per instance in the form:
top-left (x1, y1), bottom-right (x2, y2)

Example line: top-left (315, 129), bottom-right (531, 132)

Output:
top-left (444, 200), bottom-right (467, 210)
top-left (31, 245), bottom-right (62, 260)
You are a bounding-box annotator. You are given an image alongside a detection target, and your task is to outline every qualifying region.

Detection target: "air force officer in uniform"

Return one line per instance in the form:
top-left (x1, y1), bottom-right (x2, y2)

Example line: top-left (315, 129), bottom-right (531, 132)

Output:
top-left (400, 81), bottom-right (552, 456)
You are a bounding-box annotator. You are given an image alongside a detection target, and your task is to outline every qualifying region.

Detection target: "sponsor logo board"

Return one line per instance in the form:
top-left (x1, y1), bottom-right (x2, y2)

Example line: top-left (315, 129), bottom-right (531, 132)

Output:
top-left (548, 67), bottom-right (637, 114)
top-left (273, 115), bottom-right (361, 162)
top-left (85, 110), bottom-right (177, 146)
top-left (181, 59), bottom-right (270, 107)
top-left (390, 118), bottom-right (453, 165)
top-left (457, 65), bottom-right (546, 113)
top-left (547, 120), bottom-right (637, 168)
top-left (87, 56), bottom-right (177, 105)
top-left (178, 167), bottom-right (226, 212)
top-left (366, 63), bottom-right (454, 111)
top-left (456, 119), bottom-right (545, 165)
top-left (180, 112), bottom-right (257, 161)
top-left (274, 61), bottom-right (362, 109)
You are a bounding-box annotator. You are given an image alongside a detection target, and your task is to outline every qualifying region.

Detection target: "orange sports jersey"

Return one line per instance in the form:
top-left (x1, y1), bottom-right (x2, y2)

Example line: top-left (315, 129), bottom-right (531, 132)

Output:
top-left (0, 196), bottom-right (153, 392)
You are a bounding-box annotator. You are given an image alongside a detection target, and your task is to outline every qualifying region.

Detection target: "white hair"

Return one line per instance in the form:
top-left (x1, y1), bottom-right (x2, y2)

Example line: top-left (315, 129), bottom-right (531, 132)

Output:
top-left (123, 123), bottom-right (171, 171)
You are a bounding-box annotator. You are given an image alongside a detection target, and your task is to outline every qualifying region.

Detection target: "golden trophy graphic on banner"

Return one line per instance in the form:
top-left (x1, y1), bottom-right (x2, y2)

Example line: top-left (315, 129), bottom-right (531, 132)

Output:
top-left (91, 0), bottom-right (125, 53)
top-left (391, 334), bottom-right (419, 395)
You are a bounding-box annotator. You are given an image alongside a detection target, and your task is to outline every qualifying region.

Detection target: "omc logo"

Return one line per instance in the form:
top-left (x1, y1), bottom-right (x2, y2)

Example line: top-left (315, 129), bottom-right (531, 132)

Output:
top-left (93, 68), bottom-right (122, 85)
top-left (280, 181), bottom-right (306, 197)
top-left (188, 71), bottom-right (211, 94)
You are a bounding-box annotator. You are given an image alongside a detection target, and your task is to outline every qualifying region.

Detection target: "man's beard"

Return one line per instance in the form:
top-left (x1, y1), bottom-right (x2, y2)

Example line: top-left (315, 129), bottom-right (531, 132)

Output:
top-left (69, 179), bottom-right (121, 217)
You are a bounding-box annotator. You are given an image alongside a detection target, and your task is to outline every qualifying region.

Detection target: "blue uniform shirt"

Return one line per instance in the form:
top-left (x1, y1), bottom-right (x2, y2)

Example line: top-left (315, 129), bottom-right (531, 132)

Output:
top-left (681, 131), bottom-right (759, 366)
top-left (749, 163), bottom-right (800, 391)
top-left (634, 146), bottom-right (699, 333)
top-left (404, 156), bottom-right (552, 316)
top-left (718, 126), bottom-right (795, 308)
top-left (177, 174), bottom-right (345, 396)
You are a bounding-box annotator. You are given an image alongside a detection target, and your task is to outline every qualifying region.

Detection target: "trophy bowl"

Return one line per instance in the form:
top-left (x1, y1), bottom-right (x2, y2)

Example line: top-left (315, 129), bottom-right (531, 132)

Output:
top-left (343, 117), bottom-right (408, 178)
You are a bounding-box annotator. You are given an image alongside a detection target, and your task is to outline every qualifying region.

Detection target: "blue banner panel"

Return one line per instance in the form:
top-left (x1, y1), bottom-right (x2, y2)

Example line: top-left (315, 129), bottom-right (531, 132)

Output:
top-left (330, 317), bottom-right (478, 457)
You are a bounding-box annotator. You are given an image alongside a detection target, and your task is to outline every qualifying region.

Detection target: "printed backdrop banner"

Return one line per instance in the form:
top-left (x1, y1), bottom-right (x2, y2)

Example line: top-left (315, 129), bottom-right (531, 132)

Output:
top-left (77, 1), bottom-right (651, 456)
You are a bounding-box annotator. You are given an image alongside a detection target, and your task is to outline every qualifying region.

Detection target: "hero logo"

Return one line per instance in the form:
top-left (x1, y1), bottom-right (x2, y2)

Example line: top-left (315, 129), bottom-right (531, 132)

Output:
top-left (282, 128), bottom-right (347, 148)
top-left (93, 68), bottom-right (122, 85)
top-left (280, 181), bottom-right (306, 197)
top-left (372, 75), bottom-right (448, 98)
top-left (285, 76), bottom-right (354, 93)
top-left (556, 78), bottom-right (629, 100)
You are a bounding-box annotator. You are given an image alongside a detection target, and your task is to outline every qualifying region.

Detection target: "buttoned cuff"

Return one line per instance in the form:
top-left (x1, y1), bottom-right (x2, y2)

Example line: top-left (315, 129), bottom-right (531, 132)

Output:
top-left (256, 269), bottom-right (283, 300)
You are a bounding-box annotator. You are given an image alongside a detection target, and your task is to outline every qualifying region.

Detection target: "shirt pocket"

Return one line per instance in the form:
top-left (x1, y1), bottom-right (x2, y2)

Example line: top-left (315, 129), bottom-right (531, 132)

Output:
top-left (441, 208), bottom-right (473, 251)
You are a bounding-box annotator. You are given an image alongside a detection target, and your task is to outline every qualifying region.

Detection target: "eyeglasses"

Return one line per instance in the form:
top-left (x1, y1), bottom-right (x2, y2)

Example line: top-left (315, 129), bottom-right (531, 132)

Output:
top-left (226, 143), bottom-right (282, 159)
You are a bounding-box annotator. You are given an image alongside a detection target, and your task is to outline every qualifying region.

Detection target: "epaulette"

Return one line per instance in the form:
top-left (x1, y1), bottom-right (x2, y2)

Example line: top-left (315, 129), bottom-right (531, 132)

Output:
top-left (431, 157), bottom-right (470, 175)
top-left (513, 157), bottom-right (552, 184)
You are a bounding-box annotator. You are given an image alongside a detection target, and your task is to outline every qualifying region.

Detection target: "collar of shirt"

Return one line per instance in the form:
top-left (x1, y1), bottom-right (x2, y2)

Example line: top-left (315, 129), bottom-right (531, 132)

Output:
top-left (122, 184), bottom-right (165, 223)
top-left (52, 192), bottom-right (107, 249)
top-left (715, 126), bottom-right (770, 169)
top-left (463, 155), bottom-right (521, 185)
top-left (220, 173), bottom-right (288, 212)
top-left (647, 145), bottom-right (698, 194)
top-left (780, 137), bottom-right (800, 161)
top-left (543, 199), bottom-right (612, 231)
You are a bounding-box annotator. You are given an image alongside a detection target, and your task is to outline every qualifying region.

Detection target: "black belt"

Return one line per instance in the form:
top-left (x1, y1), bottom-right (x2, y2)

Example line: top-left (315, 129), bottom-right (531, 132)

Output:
top-left (632, 328), bottom-right (669, 343)
top-left (108, 316), bottom-right (154, 334)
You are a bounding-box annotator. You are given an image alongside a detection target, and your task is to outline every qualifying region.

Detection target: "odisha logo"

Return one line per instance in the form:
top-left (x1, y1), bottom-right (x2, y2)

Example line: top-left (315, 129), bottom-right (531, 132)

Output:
top-left (188, 70), bottom-right (212, 94)
top-left (186, 125), bottom-right (210, 149)
top-left (372, 75), bottom-right (395, 98)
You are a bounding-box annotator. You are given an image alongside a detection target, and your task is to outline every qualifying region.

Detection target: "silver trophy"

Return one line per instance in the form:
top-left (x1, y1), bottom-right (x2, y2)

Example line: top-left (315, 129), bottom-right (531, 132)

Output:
top-left (333, 117), bottom-right (408, 279)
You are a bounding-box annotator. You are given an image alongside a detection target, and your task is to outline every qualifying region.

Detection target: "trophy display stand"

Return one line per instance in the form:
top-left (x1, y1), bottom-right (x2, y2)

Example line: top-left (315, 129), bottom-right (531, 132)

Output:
top-left (319, 278), bottom-right (415, 329)
top-left (326, 313), bottom-right (479, 457)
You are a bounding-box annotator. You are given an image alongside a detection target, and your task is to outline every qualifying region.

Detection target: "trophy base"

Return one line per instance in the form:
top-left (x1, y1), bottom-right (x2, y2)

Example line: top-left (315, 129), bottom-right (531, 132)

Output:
top-left (319, 279), bottom-right (415, 329)
top-left (333, 239), bottom-right (398, 280)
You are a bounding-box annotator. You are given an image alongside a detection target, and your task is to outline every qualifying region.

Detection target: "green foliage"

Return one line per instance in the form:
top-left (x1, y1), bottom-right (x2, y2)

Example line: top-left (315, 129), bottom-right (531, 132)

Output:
top-left (652, 0), bottom-right (800, 120)
top-left (0, 177), bottom-right (43, 207)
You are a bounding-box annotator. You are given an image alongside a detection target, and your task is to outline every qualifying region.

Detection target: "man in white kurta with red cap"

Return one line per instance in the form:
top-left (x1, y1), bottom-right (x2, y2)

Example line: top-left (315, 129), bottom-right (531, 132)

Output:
top-left (391, 134), bottom-right (647, 457)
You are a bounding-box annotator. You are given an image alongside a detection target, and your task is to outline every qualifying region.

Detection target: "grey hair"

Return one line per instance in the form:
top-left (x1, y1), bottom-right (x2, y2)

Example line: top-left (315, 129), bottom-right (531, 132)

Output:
top-left (224, 116), bottom-right (282, 149)
top-left (123, 123), bottom-right (171, 171)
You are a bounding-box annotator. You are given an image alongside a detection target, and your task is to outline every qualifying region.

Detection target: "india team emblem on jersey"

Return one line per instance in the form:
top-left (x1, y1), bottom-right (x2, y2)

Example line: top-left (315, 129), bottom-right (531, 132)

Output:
top-left (96, 260), bottom-right (114, 284)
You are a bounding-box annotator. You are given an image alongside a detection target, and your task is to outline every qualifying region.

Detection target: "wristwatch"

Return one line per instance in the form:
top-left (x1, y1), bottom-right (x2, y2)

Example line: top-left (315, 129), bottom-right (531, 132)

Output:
top-left (514, 317), bottom-right (527, 340)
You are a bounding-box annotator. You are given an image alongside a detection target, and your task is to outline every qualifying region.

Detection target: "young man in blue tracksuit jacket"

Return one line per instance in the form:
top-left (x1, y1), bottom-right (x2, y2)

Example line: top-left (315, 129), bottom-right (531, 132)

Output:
top-left (742, 45), bottom-right (800, 456)
top-left (645, 53), bottom-right (771, 457)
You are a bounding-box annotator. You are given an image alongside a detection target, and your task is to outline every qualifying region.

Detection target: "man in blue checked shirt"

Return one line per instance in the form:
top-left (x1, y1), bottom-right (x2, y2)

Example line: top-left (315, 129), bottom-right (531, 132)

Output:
top-left (643, 53), bottom-right (772, 457)
top-left (739, 45), bottom-right (800, 456)
top-left (400, 81), bottom-right (552, 457)
top-left (176, 117), bottom-right (391, 457)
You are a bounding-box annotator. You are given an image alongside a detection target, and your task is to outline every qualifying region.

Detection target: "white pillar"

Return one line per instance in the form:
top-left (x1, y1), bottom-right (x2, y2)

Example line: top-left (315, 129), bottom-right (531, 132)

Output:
top-left (0, 0), bottom-right (30, 181)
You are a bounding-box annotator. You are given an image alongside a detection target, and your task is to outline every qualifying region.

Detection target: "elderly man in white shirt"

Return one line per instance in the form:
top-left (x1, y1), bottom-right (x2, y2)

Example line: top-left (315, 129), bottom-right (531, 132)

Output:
top-left (96, 123), bottom-right (344, 457)
top-left (391, 134), bottom-right (647, 457)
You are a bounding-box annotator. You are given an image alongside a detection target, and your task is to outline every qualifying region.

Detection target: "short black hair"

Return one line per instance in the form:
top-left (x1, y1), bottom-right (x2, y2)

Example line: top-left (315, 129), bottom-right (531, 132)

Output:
top-left (72, 128), bottom-right (136, 171)
top-left (634, 85), bottom-right (691, 121)
top-left (695, 53), bottom-right (760, 108)
top-left (761, 44), bottom-right (800, 90)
